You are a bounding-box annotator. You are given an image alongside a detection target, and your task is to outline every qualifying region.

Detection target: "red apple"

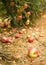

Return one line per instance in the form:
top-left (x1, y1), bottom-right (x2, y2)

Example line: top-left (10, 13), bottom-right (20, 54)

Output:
top-left (28, 37), bottom-right (34, 43)
top-left (1, 37), bottom-right (7, 43)
top-left (28, 48), bottom-right (39, 58)
top-left (19, 31), bottom-right (24, 34)
top-left (15, 34), bottom-right (20, 38)
top-left (26, 11), bottom-right (31, 16)
top-left (7, 37), bottom-right (13, 43)
top-left (17, 16), bottom-right (22, 21)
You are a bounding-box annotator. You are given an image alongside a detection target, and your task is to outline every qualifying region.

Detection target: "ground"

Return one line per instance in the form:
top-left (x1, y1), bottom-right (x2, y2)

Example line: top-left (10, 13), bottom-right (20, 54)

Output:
top-left (0, 14), bottom-right (46, 65)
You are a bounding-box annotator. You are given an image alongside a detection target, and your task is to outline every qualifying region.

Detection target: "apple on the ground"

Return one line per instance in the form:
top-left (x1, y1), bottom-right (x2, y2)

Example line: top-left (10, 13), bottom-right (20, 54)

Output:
top-left (28, 48), bottom-right (39, 58)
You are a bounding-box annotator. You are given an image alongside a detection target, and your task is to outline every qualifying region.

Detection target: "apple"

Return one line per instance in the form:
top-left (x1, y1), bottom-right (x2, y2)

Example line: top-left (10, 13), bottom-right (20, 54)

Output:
top-left (28, 48), bottom-right (39, 58)
top-left (26, 11), bottom-right (31, 16)
top-left (28, 37), bottom-right (34, 43)
top-left (7, 37), bottom-right (13, 43)
top-left (1, 37), bottom-right (7, 43)
top-left (17, 16), bottom-right (22, 21)
top-left (19, 31), bottom-right (24, 34)
top-left (15, 34), bottom-right (20, 38)
top-left (10, 2), bottom-right (15, 6)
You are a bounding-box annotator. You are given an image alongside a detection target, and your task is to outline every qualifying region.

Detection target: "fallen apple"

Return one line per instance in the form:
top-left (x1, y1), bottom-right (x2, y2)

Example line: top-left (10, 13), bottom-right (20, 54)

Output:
top-left (1, 37), bottom-right (7, 43)
top-left (15, 34), bottom-right (20, 38)
top-left (7, 37), bottom-right (13, 43)
top-left (28, 37), bottom-right (34, 43)
top-left (28, 48), bottom-right (39, 58)
top-left (19, 31), bottom-right (24, 34)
